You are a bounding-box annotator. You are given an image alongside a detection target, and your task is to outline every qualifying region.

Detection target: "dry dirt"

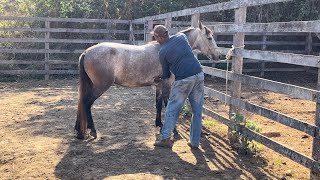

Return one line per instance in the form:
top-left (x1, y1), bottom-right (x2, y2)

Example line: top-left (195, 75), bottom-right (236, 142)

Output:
top-left (0, 73), bottom-right (317, 179)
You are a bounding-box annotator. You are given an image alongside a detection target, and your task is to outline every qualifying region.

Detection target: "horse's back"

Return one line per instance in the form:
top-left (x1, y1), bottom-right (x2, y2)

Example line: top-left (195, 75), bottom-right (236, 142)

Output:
top-left (82, 42), bottom-right (162, 87)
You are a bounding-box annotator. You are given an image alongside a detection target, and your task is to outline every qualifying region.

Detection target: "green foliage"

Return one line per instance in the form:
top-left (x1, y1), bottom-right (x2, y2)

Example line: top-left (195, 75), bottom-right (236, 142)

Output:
top-left (231, 112), bottom-right (263, 155)
top-left (203, 119), bottom-right (217, 128)
top-left (180, 105), bottom-right (192, 117)
top-left (1, 0), bottom-right (318, 21)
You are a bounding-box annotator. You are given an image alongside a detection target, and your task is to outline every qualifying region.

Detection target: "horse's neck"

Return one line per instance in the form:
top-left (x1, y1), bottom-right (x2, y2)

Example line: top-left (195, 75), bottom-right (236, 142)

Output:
top-left (183, 30), bottom-right (198, 50)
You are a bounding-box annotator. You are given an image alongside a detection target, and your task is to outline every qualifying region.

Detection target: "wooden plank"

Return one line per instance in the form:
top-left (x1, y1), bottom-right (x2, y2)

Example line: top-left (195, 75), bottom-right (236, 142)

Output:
top-left (312, 68), bottom-right (320, 179)
top-left (209, 20), bottom-right (320, 33)
top-left (0, 27), bottom-right (130, 34)
top-left (0, 38), bottom-right (130, 44)
top-left (0, 70), bottom-right (78, 75)
top-left (204, 86), bottom-right (319, 138)
top-left (0, 16), bottom-right (130, 24)
top-left (0, 60), bottom-right (78, 65)
top-left (129, 21), bottom-right (135, 45)
top-left (191, 14), bottom-right (200, 28)
top-left (202, 66), bottom-right (318, 102)
top-left (0, 49), bottom-right (84, 54)
top-left (216, 47), bottom-right (320, 67)
top-left (306, 33), bottom-right (313, 55)
top-left (242, 128), bottom-right (320, 172)
top-left (133, 0), bottom-right (293, 23)
top-left (44, 21), bottom-right (50, 80)
top-left (203, 107), bottom-right (233, 128)
top-left (146, 20), bottom-right (153, 42)
top-left (215, 32), bottom-right (308, 36)
top-left (203, 100), bottom-right (320, 172)
top-left (243, 67), bottom-right (306, 72)
top-left (216, 40), bottom-right (306, 46)
top-left (164, 18), bottom-right (172, 29)
top-left (260, 35), bottom-right (267, 77)
top-left (228, 7), bottom-right (246, 143)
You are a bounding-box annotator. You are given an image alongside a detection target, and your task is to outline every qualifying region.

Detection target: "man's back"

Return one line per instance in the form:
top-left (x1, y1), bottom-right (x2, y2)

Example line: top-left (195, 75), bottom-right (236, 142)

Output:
top-left (159, 33), bottom-right (202, 81)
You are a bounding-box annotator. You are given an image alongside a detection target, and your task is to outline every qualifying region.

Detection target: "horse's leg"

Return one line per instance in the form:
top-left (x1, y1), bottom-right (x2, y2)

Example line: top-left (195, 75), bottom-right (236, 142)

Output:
top-left (75, 53), bottom-right (92, 139)
top-left (155, 85), bottom-right (163, 129)
top-left (85, 87), bottom-right (110, 139)
top-left (75, 53), bottom-right (114, 139)
top-left (161, 79), bottom-right (179, 138)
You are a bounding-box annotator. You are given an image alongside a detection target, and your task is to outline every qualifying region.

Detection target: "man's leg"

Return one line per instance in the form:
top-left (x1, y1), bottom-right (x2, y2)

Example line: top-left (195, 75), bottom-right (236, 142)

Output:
top-left (155, 78), bottom-right (194, 147)
top-left (188, 72), bottom-right (204, 147)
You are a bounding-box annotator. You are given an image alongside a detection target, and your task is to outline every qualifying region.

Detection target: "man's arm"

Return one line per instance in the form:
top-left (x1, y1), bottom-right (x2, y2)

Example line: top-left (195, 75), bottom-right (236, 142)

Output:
top-left (159, 53), bottom-right (171, 80)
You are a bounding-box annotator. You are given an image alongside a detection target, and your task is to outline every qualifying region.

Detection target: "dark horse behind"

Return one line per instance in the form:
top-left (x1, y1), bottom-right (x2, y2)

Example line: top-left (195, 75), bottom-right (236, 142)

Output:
top-left (75, 23), bottom-right (219, 139)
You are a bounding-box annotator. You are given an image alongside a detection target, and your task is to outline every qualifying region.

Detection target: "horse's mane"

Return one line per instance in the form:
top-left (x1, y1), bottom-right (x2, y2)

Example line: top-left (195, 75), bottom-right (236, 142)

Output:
top-left (179, 27), bottom-right (196, 36)
top-left (204, 26), bottom-right (213, 35)
top-left (148, 41), bottom-right (158, 44)
top-left (179, 26), bottom-right (213, 36)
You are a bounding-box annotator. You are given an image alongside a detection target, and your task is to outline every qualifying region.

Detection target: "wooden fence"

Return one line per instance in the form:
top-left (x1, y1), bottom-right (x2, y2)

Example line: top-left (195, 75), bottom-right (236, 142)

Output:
top-left (0, 16), bottom-right (136, 79)
top-left (1, 0), bottom-right (320, 178)
top-left (132, 0), bottom-right (320, 179)
top-left (0, 15), bottom-right (319, 79)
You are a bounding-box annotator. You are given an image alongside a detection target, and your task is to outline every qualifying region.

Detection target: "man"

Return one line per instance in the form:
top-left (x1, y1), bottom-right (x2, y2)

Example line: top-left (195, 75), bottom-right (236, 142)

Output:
top-left (152, 25), bottom-right (204, 149)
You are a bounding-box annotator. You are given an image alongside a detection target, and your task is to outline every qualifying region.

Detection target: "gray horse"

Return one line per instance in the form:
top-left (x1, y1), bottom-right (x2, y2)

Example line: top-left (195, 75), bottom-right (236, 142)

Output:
top-left (75, 23), bottom-right (219, 139)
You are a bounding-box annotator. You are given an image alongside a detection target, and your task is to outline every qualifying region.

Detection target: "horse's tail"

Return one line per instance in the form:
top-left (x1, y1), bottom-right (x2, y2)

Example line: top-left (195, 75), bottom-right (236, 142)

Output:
top-left (77, 52), bottom-right (92, 139)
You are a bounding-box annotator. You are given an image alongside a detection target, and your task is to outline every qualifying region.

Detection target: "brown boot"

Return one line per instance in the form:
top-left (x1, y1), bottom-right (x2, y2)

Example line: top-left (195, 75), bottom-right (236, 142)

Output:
top-left (154, 139), bottom-right (173, 148)
top-left (187, 141), bottom-right (199, 149)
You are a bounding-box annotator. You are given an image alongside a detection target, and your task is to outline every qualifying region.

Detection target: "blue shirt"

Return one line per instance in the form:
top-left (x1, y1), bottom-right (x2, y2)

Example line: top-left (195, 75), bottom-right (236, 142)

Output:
top-left (159, 33), bottom-right (202, 81)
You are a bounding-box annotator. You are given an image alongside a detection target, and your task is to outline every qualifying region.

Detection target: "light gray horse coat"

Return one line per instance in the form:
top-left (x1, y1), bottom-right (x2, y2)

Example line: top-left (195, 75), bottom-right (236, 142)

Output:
top-left (75, 23), bottom-right (219, 139)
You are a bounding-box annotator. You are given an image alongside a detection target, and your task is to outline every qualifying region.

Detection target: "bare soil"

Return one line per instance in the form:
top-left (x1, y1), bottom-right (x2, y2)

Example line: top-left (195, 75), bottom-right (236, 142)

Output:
top-left (0, 73), bottom-right (316, 179)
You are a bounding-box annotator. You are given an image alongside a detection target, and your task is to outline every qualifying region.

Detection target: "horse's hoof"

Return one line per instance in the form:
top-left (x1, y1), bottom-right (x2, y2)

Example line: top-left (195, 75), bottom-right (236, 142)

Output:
top-left (76, 133), bottom-right (85, 139)
top-left (174, 132), bottom-right (182, 140)
top-left (90, 130), bottom-right (97, 139)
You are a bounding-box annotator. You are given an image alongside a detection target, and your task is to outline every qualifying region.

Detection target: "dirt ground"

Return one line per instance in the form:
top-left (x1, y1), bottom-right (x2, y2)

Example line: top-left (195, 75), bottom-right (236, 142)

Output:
top-left (0, 72), bottom-right (317, 179)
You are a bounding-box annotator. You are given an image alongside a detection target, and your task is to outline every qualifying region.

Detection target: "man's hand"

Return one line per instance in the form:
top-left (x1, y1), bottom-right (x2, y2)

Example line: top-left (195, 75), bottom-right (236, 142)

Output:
top-left (153, 75), bottom-right (162, 83)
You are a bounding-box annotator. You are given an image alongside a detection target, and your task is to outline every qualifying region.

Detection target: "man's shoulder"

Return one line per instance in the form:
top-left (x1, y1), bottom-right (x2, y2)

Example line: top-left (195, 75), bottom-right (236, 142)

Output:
top-left (171, 33), bottom-right (187, 40)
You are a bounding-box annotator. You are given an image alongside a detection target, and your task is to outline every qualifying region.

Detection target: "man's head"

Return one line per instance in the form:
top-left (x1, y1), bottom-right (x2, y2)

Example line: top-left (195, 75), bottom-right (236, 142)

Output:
top-left (150, 25), bottom-right (169, 44)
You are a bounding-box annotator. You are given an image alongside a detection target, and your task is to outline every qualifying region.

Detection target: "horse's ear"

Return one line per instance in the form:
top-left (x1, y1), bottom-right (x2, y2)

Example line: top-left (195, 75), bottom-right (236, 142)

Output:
top-left (199, 22), bottom-right (204, 29)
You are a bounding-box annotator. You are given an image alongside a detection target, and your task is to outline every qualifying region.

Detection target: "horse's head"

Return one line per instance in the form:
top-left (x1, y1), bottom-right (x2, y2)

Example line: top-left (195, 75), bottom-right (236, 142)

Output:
top-left (183, 23), bottom-right (219, 61)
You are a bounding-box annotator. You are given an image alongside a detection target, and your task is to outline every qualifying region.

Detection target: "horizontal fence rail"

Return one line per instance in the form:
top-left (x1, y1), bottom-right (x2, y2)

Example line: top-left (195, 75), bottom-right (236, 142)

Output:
top-left (204, 86), bottom-right (319, 138)
top-left (203, 107), bottom-right (320, 173)
top-left (210, 21), bottom-right (320, 33)
top-left (217, 47), bottom-right (320, 67)
top-left (203, 66), bottom-right (318, 102)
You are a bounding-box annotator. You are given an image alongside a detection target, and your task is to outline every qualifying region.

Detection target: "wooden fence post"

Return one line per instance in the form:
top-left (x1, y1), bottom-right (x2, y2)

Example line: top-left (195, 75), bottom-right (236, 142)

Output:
top-left (146, 20), bottom-right (153, 42)
top-left (129, 21), bottom-right (135, 45)
top-left (106, 21), bottom-right (112, 40)
top-left (228, 7), bottom-right (247, 144)
top-left (191, 13), bottom-right (200, 28)
top-left (45, 21), bottom-right (50, 80)
top-left (165, 17), bottom-right (172, 35)
top-left (305, 33), bottom-right (313, 55)
top-left (311, 69), bottom-right (320, 179)
top-left (260, 34), bottom-right (267, 77)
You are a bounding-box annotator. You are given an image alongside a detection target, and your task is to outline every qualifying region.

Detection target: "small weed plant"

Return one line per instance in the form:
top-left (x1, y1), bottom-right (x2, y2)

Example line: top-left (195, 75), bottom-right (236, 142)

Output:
top-left (231, 112), bottom-right (262, 154)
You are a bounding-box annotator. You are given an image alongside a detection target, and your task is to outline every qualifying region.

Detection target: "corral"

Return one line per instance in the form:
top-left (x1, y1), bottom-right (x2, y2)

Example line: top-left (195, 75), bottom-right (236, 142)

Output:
top-left (1, 0), bottom-right (320, 179)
